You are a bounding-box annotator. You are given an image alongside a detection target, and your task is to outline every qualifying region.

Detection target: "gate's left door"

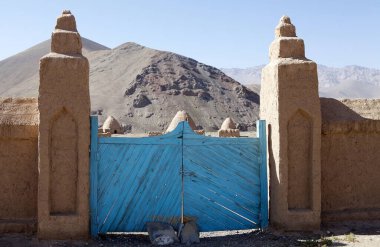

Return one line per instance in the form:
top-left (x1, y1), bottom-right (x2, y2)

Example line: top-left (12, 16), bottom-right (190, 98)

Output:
top-left (90, 116), bottom-right (183, 235)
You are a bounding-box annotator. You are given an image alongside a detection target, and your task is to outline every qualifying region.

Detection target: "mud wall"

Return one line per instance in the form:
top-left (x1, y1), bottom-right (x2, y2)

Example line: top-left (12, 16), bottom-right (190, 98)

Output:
top-left (0, 98), bottom-right (39, 232)
top-left (320, 98), bottom-right (380, 222)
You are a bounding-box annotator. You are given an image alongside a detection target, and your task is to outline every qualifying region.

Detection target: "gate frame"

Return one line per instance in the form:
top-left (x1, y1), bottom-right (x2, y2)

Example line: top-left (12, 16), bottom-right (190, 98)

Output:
top-left (89, 116), bottom-right (268, 236)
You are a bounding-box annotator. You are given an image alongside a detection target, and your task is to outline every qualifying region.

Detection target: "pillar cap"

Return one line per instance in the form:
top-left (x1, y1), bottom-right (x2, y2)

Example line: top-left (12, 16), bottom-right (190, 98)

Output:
top-left (51, 10), bottom-right (82, 55)
top-left (275, 15), bottom-right (296, 38)
top-left (55, 10), bottom-right (78, 32)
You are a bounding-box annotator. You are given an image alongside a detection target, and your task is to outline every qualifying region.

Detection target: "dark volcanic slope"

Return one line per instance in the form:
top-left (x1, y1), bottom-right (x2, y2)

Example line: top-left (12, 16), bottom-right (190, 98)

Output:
top-left (0, 41), bottom-right (259, 132)
top-left (88, 43), bottom-right (259, 132)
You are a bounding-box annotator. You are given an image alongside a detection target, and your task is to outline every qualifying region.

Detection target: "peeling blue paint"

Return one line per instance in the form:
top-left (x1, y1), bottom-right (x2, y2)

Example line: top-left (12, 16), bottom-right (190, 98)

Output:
top-left (90, 116), bottom-right (268, 236)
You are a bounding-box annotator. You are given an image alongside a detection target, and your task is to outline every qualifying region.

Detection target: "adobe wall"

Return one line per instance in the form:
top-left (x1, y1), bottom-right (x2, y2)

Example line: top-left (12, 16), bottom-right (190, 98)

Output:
top-left (0, 11), bottom-right (379, 237)
top-left (320, 98), bottom-right (380, 222)
top-left (0, 97), bottom-right (39, 233)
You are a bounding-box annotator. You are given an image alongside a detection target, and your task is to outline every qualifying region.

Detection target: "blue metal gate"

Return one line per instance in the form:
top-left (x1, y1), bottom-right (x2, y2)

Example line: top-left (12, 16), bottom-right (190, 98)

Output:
top-left (90, 116), bottom-right (267, 236)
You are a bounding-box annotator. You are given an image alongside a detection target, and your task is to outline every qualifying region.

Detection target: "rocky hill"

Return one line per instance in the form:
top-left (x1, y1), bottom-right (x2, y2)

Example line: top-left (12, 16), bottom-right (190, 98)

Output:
top-left (221, 65), bottom-right (380, 99)
top-left (0, 39), bottom-right (259, 132)
top-left (0, 38), bottom-right (110, 97)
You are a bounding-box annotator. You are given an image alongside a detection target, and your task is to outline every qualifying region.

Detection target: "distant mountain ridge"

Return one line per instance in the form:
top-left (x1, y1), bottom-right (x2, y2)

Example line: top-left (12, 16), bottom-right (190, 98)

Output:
top-left (221, 65), bottom-right (380, 99)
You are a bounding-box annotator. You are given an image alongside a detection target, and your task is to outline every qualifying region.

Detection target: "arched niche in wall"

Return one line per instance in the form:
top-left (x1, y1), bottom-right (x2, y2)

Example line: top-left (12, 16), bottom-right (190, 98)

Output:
top-left (49, 107), bottom-right (78, 215)
top-left (287, 109), bottom-right (313, 210)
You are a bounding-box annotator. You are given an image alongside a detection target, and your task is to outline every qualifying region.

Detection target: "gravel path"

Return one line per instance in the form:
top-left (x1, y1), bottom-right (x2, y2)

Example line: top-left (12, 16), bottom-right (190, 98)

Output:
top-left (1, 228), bottom-right (380, 247)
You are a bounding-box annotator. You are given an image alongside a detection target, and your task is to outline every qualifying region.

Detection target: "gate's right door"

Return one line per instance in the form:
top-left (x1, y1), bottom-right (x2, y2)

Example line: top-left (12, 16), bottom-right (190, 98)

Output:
top-left (182, 121), bottom-right (266, 231)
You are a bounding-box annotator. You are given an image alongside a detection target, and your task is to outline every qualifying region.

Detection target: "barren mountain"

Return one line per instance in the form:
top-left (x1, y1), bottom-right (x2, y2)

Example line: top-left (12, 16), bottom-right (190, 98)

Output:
top-left (317, 65), bottom-right (380, 98)
top-left (88, 42), bottom-right (259, 132)
top-left (0, 38), bottom-right (110, 97)
top-left (0, 39), bottom-right (259, 132)
top-left (221, 65), bottom-right (380, 99)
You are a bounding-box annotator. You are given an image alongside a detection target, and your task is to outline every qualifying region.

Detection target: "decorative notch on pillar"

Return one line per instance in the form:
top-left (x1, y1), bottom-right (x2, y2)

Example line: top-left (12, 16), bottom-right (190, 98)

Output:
top-left (287, 109), bottom-right (313, 210)
top-left (49, 108), bottom-right (78, 215)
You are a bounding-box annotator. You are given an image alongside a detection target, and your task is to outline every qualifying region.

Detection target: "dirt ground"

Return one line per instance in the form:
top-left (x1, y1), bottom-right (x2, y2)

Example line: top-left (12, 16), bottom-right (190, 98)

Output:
top-left (1, 223), bottom-right (380, 247)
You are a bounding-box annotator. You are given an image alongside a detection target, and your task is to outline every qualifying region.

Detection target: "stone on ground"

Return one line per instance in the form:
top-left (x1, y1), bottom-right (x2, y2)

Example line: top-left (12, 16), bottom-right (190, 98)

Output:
top-left (180, 221), bottom-right (200, 245)
top-left (146, 222), bottom-right (179, 245)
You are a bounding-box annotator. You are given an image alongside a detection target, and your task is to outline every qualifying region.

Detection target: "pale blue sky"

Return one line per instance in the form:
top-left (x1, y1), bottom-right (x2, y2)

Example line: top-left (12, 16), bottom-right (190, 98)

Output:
top-left (0, 0), bottom-right (379, 69)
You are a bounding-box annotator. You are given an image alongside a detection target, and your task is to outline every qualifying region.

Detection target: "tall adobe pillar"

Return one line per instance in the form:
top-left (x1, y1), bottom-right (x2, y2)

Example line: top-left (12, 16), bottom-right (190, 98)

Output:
top-left (260, 16), bottom-right (321, 230)
top-left (38, 10), bottom-right (90, 239)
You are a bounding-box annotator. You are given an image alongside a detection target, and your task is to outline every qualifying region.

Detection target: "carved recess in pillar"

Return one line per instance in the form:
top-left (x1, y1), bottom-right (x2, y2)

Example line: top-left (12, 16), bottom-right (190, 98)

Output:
top-left (287, 109), bottom-right (313, 210)
top-left (49, 108), bottom-right (78, 215)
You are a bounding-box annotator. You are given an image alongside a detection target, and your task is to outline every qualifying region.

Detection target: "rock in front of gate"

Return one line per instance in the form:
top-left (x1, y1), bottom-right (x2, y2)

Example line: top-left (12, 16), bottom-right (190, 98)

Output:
top-left (180, 221), bottom-right (200, 245)
top-left (146, 222), bottom-right (179, 245)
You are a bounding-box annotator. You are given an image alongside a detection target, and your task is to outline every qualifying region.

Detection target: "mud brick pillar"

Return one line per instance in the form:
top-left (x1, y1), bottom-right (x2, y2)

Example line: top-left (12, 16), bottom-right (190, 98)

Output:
top-left (260, 16), bottom-right (321, 230)
top-left (38, 10), bottom-right (90, 239)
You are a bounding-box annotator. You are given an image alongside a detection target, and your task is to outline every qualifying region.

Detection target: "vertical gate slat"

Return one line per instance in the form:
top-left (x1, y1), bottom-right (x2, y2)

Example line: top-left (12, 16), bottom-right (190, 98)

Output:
top-left (90, 116), bottom-right (99, 237)
top-left (257, 120), bottom-right (268, 229)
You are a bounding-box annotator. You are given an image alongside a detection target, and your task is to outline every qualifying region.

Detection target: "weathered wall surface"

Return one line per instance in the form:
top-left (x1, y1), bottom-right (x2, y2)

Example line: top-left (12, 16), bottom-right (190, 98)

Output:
top-left (0, 97), bottom-right (39, 232)
top-left (321, 98), bottom-right (380, 222)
